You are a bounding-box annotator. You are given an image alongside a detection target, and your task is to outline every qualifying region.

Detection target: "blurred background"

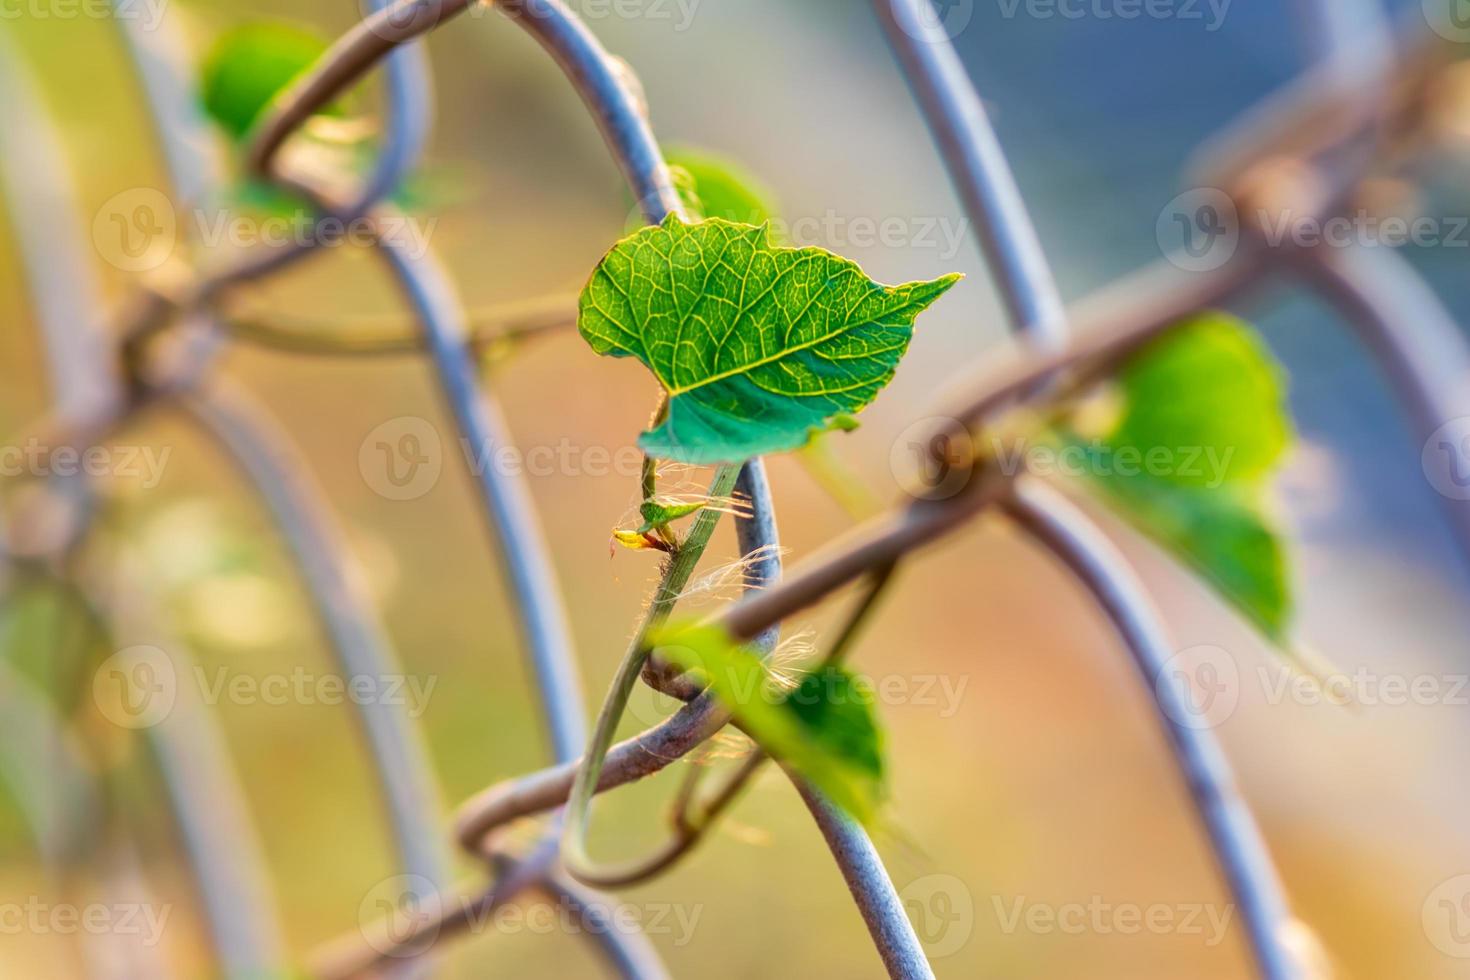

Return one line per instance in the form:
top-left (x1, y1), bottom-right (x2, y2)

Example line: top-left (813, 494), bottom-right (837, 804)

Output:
top-left (3, 0), bottom-right (1470, 976)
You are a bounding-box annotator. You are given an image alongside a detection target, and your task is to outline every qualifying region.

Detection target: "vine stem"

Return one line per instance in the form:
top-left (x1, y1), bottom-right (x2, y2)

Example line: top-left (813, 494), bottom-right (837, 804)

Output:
top-left (567, 562), bottom-right (899, 889)
top-left (560, 463), bottom-right (744, 882)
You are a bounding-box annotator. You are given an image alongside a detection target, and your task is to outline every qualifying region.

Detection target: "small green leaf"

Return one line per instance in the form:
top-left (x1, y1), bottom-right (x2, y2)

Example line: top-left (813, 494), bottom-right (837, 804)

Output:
top-left (201, 22), bottom-right (333, 140)
top-left (637, 498), bottom-right (706, 533)
top-left (665, 146), bottom-right (779, 226)
top-left (1107, 313), bottom-right (1290, 488)
top-left (651, 621), bottom-right (886, 825)
top-left (1075, 313), bottom-right (1295, 638)
top-left (580, 216), bottom-right (960, 463)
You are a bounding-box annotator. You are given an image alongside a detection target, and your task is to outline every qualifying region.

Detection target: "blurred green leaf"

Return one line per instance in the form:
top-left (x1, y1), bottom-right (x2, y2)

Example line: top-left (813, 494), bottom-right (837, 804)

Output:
top-left (1107, 312), bottom-right (1290, 488)
top-left (651, 621), bottom-right (885, 824)
top-left (665, 146), bottom-right (780, 227)
top-left (1076, 313), bottom-right (1295, 639)
top-left (1087, 467), bottom-right (1291, 638)
top-left (579, 216), bottom-right (959, 463)
top-left (200, 22), bottom-right (333, 140)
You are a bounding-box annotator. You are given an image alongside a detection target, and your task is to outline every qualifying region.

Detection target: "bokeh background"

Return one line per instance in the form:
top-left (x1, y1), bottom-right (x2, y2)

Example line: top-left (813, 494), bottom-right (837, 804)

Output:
top-left (3, 0), bottom-right (1470, 976)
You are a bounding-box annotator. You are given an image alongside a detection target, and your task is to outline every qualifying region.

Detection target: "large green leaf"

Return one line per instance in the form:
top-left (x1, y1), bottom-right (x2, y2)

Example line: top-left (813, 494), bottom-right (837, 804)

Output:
top-left (650, 621), bottom-right (886, 825)
top-left (201, 22), bottom-right (332, 140)
top-left (579, 216), bottom-right (960, 463)
top-left (1077, 313), bottom-right (1295, 639)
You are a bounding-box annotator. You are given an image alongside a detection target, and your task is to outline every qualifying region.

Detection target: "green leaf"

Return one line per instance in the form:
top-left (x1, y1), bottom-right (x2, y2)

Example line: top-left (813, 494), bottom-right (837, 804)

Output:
top-left (637, 498), bottom-right (706, 533)
top-left (579, 216), bottom-right (960, 463)
top-left (665, 146), bottom-right (780, 226)
top-left (201, 22), bottom-right (332, 140)
top-left (1076, 312), bottom-right (1295, 638)
top-left (1106, 313), bottom-right (1290, 488)
top-left (1088, 470), bottom-right (1290, 638)
top-left (651, 621), bottom-right (886, 825)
